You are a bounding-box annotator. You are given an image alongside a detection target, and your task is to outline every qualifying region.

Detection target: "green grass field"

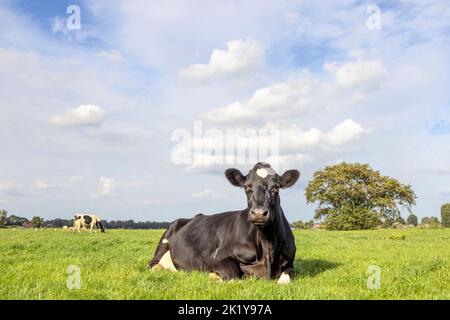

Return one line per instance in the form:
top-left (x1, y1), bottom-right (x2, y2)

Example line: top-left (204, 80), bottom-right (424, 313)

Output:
top-left (0, 228), bottom-right (449, 300)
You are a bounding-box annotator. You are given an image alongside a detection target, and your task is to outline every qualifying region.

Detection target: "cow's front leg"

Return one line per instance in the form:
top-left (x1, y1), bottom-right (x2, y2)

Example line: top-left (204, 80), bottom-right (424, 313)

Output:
top-left (212, 258), bottom-right (243, 281)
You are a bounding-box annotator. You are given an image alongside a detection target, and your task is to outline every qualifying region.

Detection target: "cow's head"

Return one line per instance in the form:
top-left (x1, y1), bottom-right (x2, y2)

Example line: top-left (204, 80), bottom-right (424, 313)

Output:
top-left (225, 162), bottom-right (300, 226)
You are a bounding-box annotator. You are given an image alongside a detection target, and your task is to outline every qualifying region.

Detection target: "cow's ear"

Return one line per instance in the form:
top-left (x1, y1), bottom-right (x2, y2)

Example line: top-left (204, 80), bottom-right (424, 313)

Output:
top-left (225, 168), bottom-right (246, 187)
top-left (279, 170), bottom-right (300, 188)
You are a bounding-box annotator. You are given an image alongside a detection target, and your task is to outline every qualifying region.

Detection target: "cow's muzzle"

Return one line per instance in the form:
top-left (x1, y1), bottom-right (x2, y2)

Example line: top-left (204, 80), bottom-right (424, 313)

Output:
top-left (249, 207), bottom-right (270, 226)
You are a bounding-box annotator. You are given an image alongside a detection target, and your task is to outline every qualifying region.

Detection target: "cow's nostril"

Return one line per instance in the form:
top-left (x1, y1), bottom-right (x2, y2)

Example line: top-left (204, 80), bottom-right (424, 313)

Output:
top-left (263, 211), bottom-right (268, 216)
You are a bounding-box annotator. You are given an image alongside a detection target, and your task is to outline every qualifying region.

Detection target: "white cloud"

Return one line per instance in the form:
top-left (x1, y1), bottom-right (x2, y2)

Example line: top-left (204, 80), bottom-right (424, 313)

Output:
top-left (201, 55), bottom-right (386, 126)
top-left (266, 153), bottom-right (312, 172)
top-left (173, 54), bottom-right (373, 172)
top-left (49, 104), bottom-right (106, 127)
top-left (98, 176), bottom-right (116, 197)
top-left (179, 38), bottom-right (264, 82)
top-left (278, 120), bottom-right (366, 152)
top-left (176, 119), bottom-right (366, 172)
top-left (192, 188), bottom-right (212, 198)
top-left (202, 78), bottom-right (320, 125)
top-left (96, 49), bottom-right (123, 61)
top-left (323, 57), bottom-right (386, 91)
top-left (34, 179), bottom-right (49, 190)
top-left (323, 119), bottom-right (365, 146)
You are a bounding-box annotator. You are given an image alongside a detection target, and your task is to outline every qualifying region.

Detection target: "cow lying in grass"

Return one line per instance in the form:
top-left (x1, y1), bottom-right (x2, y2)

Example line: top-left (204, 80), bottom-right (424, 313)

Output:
top-left (149, 162), bottom-right (299, 284)
top-left (74, 214), bottom-right (105, 233)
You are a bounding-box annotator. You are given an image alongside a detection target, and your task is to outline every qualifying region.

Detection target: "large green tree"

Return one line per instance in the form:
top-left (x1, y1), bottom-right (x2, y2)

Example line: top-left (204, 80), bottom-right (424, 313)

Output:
top-left (305, 162), bottom-right (416, 230)
top-left (0, 209), bottom-right (7, 228)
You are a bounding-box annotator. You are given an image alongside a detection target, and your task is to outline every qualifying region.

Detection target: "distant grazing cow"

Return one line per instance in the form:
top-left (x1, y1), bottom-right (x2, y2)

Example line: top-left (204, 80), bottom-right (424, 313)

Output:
top-left (149, 162), bottom-right (299, 284)
top-left (74, 214), bottom-right (105, 233)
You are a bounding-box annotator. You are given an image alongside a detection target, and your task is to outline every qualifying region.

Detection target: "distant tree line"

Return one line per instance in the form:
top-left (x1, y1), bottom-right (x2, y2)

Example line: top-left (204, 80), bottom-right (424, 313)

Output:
top-left (0, 211), bottom-right (170, 230)
top-left (291, 214), bottom-right (443, 230)
top-left (43, 218), bottom-right (171, 229)
top-left (102, 220), bottom-right (170, 229)
top-left (290, 220), bottom-right (315, 229)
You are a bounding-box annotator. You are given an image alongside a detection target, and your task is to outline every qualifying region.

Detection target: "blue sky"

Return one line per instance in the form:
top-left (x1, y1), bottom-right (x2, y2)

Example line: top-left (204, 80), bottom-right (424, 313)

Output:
top-left (1, 0), bottom-right (449, 222)
top-left (12, 0), bottom-right (75, 22)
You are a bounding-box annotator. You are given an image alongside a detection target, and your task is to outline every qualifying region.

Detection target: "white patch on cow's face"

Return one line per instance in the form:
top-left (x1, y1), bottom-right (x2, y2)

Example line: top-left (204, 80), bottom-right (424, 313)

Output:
top-left (256, 168), bottom-right (268, 178)
top-left (162, 239), bottom-right (169, 244)
top-left (277, 272), bottom-right (291, 285)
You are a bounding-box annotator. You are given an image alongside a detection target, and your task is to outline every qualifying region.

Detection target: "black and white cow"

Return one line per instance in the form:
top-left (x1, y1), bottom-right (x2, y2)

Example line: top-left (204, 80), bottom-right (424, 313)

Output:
top-left (74, 214), bottom-right (105, 233)
top-left (149, 162), bottom-right (299, 284)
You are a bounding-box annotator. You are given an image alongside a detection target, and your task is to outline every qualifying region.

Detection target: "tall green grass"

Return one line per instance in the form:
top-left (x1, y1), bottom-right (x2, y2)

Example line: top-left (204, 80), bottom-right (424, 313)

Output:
top-left (0, 228), bottom-right (448, 299)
